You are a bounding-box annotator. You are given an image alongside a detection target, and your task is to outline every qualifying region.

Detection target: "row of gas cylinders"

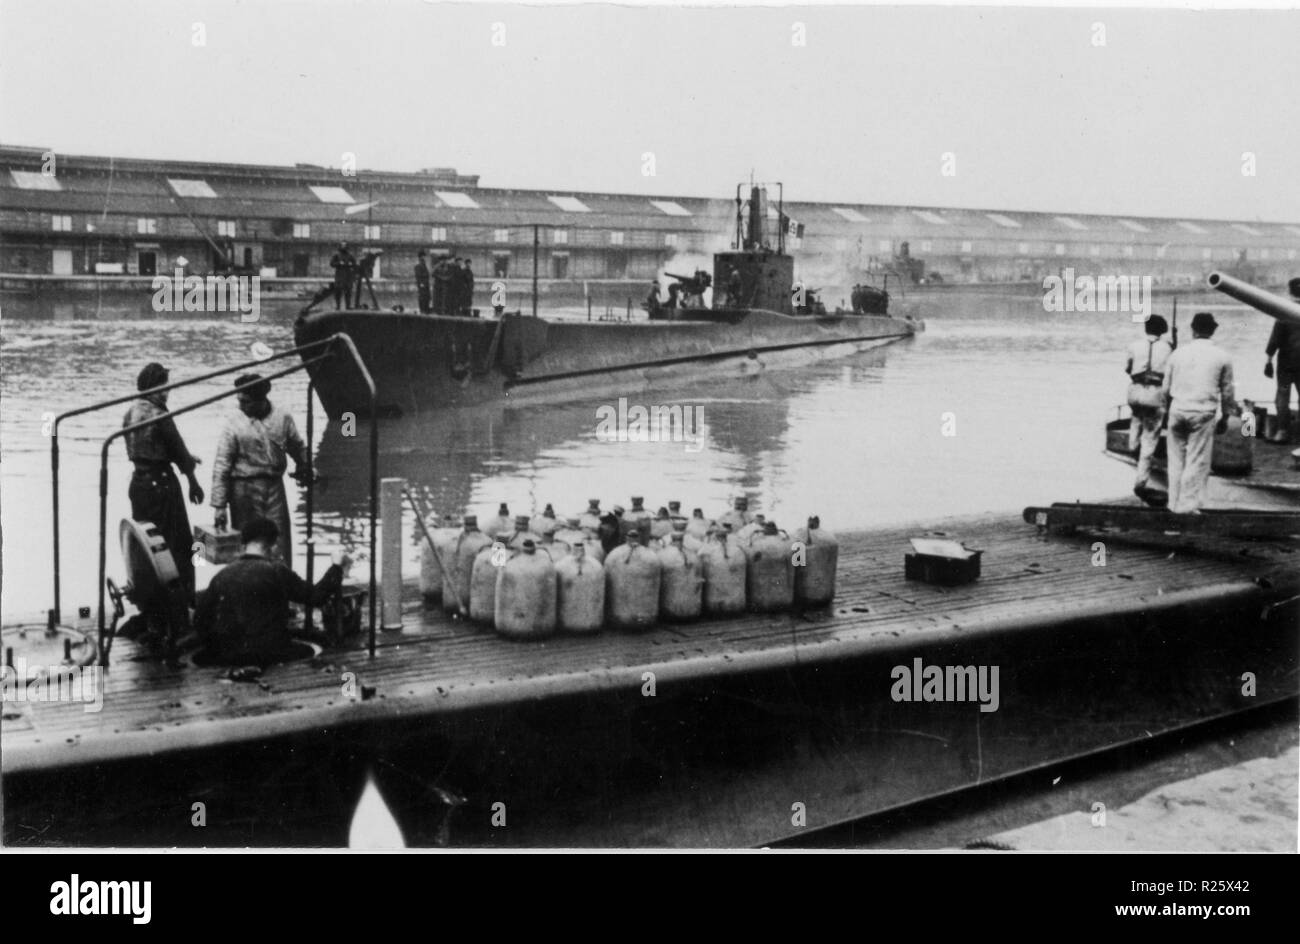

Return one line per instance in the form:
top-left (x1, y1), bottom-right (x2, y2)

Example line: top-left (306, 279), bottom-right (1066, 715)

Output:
top-left (418, 497), bottom-right (838, 639)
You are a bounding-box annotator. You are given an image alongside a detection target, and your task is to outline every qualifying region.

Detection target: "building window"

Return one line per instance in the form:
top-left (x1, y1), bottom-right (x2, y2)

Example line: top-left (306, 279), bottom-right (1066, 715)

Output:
top-left (1055, 244), bottom-right (1066, 256)
top-left (664, 233), bottom-right (678, 247)
top-left (493, 229), bottom-right (510, 243)
top-left (1090, 245), bottom-right (1101, 256)
top-left (1017, 243), bottom-right (1029, 255)
top-left (52, 214), bottom-right (72, 232)
top-left (920, 241), bottom-right (932, 253)
top-left (1202, 248), bottom-right (1213, 260)
top-left (493, 253), bottom-right (510, 278)
top-left (1259, 249), bottom-right (1269, 260)
top-left (137, 218), bottom-right (157, 235)
top-left (609, 231), bottom-right (625, 246)
top-left (1122, 246), bottom-right (1134, 257)
top-left (293, 223), bottom-right (310, 238)
top-left (553, 229), bottom-right (569, 245)
top-left (834, 239), bottom-right (847, 252)
top-left (960, 241), bottom-right (972, 253)
top-left (874, 239), bottom-right (890, 252)
top-left (431, 226), bottom-right (447, 242)
top-left (1155, 245), bottom-right (1166, 259)
top-left (217, 220), bottom-right (236, 237)
top-left (364, 225), bottom-right (381, 240)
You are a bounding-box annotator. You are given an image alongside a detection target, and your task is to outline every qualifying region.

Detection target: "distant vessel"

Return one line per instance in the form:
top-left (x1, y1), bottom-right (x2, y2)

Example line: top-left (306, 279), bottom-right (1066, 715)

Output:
top-left (295, 184), bottom-right (922, 416)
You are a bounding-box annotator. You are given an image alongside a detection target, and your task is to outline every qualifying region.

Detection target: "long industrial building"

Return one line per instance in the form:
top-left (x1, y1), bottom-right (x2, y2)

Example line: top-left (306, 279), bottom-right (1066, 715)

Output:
top-left (2, 143), bottom-right (1298, 293)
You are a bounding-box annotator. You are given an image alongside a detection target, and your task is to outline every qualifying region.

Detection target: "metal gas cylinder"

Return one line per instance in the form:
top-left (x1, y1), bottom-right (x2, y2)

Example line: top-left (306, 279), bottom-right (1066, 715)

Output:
top-left (486, 503), bottom-right (513, 541)
top-left (657, 532), bottom-right (702, 621)
top-left (699, 528), bottom-right (747, 616)
top-left (530, 504), bottom-right (560, 543)
top-left (503, 515), bottom-right (541, 552)
top-left (443, 516), bottom-right (492, 614)
top-left (494, 540), bottom-right (557, 640)
top-left (469, 541), bottom-right (510, 626)
top-left (555, 542), bottom-right (605, 634)
top-left (649, 507), bottom-right (674, 541)
top-left (667, 500), bottom-right (687, 530)
top-left (604, 531), bottom-right (661, 630)
top-left (736, 514), bottom-right (767, 546)
top-left (685, 508), bottom-right (711, 541)
top-left (419, 514), bottom-right (456, 604)
top-left (793, 515), bottom-right (838, 606)
top-left (674, 519), bottom-right (704, 553)
top-left (578, 499), bottom-right (603, 532)
top-left (747, 521), bottom-right (794, 612)
top-left (619, 497), bottom-right (653, 546)
top-left (717, 496), bottom-right (755, 533)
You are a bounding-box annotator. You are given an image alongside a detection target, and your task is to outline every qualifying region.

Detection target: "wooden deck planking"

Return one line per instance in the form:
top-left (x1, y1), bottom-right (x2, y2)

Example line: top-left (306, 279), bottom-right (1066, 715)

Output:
top-left (4, 510), bottom-right (1297, 774)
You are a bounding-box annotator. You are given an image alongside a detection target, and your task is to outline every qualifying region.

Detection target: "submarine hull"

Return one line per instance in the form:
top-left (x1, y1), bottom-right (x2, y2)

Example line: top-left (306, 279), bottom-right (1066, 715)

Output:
top-left (295, 305), bottom-right (921, 417)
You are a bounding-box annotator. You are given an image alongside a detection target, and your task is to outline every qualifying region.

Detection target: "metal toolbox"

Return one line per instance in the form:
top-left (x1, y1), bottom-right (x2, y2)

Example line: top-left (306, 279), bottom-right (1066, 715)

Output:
top-left (193, 524), bottom-right (242, 564)
top-left (904, 537), bottom-right (982, 586)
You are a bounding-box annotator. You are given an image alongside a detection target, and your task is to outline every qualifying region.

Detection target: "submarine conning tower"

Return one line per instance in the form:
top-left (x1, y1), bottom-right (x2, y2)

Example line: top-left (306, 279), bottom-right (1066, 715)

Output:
top-left (713, 183), bottom-right (796, 315)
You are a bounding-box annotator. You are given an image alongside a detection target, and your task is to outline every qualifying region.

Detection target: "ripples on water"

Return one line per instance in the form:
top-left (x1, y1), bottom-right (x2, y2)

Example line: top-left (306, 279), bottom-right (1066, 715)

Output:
top-left (0, 294), bottom-right (1278, 616)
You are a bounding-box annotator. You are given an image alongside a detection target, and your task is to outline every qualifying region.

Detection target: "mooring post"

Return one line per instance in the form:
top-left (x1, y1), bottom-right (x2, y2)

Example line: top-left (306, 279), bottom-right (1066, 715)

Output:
top-left (380, 477), bottom-right (405, 631)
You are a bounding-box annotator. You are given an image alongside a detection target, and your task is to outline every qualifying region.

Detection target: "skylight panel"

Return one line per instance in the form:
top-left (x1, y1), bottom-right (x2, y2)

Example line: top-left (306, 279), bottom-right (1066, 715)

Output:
top-left (309, 185), bottom-right (355, 204)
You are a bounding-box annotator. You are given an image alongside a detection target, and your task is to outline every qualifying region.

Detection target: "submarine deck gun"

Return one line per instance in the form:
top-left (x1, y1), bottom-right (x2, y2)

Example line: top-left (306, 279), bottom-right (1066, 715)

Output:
top-left (1207, 272), bottom-right (1300, 327)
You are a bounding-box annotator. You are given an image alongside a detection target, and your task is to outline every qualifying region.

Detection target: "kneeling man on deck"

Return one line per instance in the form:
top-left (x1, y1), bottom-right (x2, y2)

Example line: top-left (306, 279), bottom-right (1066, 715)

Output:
top-left (1161, 312), bottom-right (1240, 514)
top-left (194, 518), bottom-right (350, 665)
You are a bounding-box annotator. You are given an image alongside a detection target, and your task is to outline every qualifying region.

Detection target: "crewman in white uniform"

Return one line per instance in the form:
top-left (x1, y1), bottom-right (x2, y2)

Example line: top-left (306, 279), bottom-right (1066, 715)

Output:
top-left (1160, 312), bottom-right (1239, 514)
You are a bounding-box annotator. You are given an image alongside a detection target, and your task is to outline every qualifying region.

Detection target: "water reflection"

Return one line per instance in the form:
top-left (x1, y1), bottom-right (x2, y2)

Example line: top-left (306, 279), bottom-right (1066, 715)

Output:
top-left (2, 295), bottom-right (1282, 617)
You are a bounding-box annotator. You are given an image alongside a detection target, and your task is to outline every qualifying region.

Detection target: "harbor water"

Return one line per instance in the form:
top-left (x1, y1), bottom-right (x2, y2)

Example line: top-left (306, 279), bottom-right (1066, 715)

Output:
top-left (0, 292), bottom-right (1280, 618)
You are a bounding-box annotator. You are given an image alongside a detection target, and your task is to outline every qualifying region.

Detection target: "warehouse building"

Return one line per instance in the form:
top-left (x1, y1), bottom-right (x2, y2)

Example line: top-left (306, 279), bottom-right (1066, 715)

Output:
top-left (2, 144), bottom-right (1298, 293)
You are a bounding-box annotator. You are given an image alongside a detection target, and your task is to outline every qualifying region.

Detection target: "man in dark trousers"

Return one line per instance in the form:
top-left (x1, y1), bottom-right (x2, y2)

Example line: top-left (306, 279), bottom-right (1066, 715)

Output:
top-left (462, 259), bottom-right (475, 315)
top-left (415, 250), bottom-right (432, 313)
top-left (1263, 277), bottom-right (1300, 443)
top-left (122, 362), bottom-right (205, 601)
top-left (431, 257), bottom-right (446, 314)
top-left (445, 258), bottom-right (463, 314)
top-left (329, 242), bottom-right (357, 310)
top-left (194, 517), bottom-right (350, 666)
top-left (352, 249), bottom-right (382, 309)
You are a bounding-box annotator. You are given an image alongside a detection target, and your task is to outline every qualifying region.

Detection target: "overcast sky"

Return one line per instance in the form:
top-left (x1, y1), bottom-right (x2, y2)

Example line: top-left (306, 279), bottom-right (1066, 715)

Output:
top-left (3, 1), bottom-right (1299, 222)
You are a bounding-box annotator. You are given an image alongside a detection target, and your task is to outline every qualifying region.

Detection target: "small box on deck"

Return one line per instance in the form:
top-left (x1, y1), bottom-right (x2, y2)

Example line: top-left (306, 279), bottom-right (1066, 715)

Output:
top-left (904, 538), bottom-right (982, 586)
top-left (193, 524), bottom-right (242, 564)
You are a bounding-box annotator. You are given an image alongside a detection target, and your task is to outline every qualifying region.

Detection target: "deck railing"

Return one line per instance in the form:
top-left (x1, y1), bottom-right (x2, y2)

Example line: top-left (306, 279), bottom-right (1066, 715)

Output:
top-left (48, 333), bottom-right (378, 665)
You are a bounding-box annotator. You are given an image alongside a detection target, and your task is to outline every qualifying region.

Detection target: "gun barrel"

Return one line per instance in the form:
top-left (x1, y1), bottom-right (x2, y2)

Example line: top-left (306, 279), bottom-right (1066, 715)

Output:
top-left (1207, 272), bottom-right (1300, 327)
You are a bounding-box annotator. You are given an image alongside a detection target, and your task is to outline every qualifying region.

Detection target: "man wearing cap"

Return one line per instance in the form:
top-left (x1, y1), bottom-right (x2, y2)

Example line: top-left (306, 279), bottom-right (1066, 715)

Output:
top-left (1125, 314), bottom-right (1173, 503)
top-left (122, 362), bottom-right (206, 599)
top-left (211, 374), bottom-right (309, 565)
top-left (1161, 312), bottom-right (1240, 514)
top-left (194, 516), bottom-right (350, 666)
top-left (329, 242), bottom-right (357, 310)
top-left (1263, 277), bottom-right (1300, 444)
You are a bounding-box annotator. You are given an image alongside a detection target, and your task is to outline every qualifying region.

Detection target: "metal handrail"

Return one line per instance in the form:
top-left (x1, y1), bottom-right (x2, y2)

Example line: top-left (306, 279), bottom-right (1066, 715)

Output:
top-left (91, 333), bottom-right (380, 665)
top-left (49, 334), bottom-right (340, 621)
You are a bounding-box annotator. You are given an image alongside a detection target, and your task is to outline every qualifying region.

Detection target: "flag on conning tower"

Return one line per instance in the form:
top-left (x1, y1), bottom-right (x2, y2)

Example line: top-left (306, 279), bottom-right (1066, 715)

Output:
top-left (780, 211), bottom-right (804, 239)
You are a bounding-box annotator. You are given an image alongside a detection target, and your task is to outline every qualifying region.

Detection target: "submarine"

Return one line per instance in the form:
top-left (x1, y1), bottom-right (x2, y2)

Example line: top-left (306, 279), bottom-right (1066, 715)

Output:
top-left (294, 184), bottom-right (923, 417)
